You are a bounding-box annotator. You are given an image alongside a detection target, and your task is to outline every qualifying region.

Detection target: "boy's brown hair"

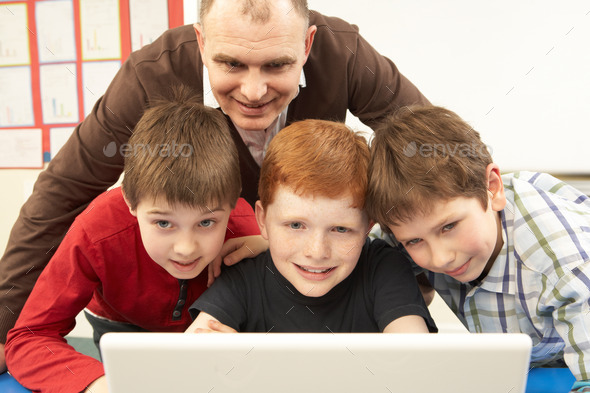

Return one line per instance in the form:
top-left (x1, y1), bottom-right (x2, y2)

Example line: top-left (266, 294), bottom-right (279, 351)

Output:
top-left (122, 86), bottom-right (240, 210)
top-left (258, 119), bottom-right (369, 209)
top-left (367, 105), bottom-right (493, 231)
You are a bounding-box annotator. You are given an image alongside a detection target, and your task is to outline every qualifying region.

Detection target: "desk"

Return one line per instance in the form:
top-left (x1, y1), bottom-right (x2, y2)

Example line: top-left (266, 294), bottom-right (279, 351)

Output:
top-left (526, 368), bottom-right (576, 393)
top-left (0, 372), bottom-right (30, 393)
top-left (0, 368), bottom-right (577, 392)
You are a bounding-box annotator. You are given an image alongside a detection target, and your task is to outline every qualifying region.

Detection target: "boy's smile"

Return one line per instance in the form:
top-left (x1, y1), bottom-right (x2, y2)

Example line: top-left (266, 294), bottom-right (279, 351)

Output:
top-left (255, 186), bottom-right (371, 297)
top-left (390, 196), bottom-right (504, 283)
top-left (128, 197), bottom-right (231, 280)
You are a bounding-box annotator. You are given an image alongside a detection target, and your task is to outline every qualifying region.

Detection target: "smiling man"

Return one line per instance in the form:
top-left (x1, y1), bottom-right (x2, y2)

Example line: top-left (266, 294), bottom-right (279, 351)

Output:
top-left (0, 0), bottom-right (430, 371)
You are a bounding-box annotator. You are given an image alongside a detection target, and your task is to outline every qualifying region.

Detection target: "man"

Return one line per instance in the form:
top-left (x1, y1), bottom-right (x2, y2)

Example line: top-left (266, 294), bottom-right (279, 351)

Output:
top-left (0, 0), bottom-right (429, 372)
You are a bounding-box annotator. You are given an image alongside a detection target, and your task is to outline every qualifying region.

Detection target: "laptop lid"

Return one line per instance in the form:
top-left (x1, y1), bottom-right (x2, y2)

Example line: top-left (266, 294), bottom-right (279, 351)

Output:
top-left (100, 332), bottom-right (532, 393)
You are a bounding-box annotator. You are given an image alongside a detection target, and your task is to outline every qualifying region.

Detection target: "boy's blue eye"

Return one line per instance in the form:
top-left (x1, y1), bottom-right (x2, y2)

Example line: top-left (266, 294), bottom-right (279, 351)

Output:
top-left (289, 222), bottom-right (302, 230)
top-left (335, 226), bottom-right (349, 233)
top-left (156, 220), bottom-right (171, 229)
top-left (406, 238), bottom-right (421, 246)
top-left (442, 222), bottom-right (456, 232)
top-left (200, 219), bottom-right (213, 228)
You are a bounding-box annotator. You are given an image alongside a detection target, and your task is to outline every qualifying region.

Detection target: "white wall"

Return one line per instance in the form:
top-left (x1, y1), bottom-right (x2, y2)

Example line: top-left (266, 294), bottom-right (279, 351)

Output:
top-left (306, 0), bottom-right (590, 174)
top-left (184, 0), bottom-right (590, 172)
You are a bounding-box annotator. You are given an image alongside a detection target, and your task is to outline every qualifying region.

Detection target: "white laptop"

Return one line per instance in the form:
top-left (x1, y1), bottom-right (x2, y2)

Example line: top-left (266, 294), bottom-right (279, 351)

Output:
top-left (100, 332), bottom-right (532, 393)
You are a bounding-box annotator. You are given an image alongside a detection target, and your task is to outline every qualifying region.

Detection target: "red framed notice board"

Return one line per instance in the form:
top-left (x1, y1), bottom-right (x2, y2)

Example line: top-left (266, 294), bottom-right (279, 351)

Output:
top-left (0, 0), bottom-right (184, 168)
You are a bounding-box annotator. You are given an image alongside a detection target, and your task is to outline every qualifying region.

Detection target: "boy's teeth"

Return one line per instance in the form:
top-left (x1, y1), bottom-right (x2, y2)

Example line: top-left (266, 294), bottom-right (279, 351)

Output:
top-left (300, 266), bottom-right (331, 274)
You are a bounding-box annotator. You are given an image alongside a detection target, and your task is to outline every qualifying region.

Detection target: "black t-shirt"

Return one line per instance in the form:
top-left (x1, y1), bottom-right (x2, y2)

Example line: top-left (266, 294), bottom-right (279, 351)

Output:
top-left (190, 239), bottom-right (437, 333)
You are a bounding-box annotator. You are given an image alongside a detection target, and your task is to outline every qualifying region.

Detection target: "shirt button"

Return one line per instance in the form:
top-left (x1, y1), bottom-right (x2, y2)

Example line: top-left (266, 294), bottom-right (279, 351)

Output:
top-left (177, 299), bottom-right (185, 306)
top-left (173, 310), bottom-right (181, 318)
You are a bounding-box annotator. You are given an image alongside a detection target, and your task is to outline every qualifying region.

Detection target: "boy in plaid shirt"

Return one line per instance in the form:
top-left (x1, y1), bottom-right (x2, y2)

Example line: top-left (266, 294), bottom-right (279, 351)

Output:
top-left (367, 105), bottom-right (590, 392)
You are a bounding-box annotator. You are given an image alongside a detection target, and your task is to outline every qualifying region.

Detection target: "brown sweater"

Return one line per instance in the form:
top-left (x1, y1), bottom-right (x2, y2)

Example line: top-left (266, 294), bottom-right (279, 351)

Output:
top-left (0, 12), bottom-right (429, 342)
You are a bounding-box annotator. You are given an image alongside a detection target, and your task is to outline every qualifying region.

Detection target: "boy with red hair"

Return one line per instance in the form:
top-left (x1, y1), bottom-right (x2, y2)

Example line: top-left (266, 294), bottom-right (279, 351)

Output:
top-left (188, 119), bottom-right (436, 333)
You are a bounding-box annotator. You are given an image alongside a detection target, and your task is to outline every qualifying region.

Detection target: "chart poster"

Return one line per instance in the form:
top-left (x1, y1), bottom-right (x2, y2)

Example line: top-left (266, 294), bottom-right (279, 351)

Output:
top-left (130, 0), bottom-right (169, 51)
top-left (80, 0), bottom-right (121, 60)
top-left (49, 126), bottom-right (75, 159)
top-left (35, 0), bottom-right (77, 63)
top-left (0, 3), bottom-right (31, 66)
top-left (0, 66), bottom-right (35, 127)
top-left (0, 128), bottom-right (43, 168)
top-left (40, 63), bottom-right (79, 124)
top-left (82, 60), bottom-right (121, 116)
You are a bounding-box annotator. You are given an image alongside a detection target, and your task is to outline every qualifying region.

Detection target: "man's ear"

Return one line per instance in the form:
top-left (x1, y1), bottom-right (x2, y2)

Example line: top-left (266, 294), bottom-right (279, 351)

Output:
top-left (193, 23), bottom-right (207, 63)
top-left (302, 25), bottom-right (317, 63)
top-left (486, 163), bottom-right (506, 212)
top-left (122, 189), bottom-right (137, 217)
top-left (255, 201), bottom-right (269, 240)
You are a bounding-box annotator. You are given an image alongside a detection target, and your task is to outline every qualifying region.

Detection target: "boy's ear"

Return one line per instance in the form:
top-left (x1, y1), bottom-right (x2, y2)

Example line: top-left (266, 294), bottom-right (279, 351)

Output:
top-left (486, 163), bottom-right (506, 212)
top-left (367, 219), bottom-right (375, 234)
top-left (122, 189), bottom-right (137, 217)
top-left (255, 201), bottom-right (269, 240)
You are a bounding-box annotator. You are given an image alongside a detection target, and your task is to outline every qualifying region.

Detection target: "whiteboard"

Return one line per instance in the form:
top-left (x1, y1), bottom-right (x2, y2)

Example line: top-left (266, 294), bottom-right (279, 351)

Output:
top-left (308, 0), bottom-right (590, 174)
top-left (186, 1), bottom-right (590, 174)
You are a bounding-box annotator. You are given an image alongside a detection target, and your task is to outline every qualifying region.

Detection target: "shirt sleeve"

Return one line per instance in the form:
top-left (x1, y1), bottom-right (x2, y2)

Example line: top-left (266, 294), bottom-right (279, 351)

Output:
top-left (368, 240), bottom-right (437, 332)
top-left (189, 263), bottom-right (251, 332)
top-left (5, 227), bottom-right (105, 393)
top-left (225, 198), bottom-right (261, 240)
top-left (346, 26), bottom-right (431, 127)
top-left (546, 262), bottom-right (590, 381)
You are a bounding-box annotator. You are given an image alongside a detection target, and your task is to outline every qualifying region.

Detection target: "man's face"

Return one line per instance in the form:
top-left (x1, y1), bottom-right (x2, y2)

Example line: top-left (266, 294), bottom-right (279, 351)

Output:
top-left (195, 0), bottom-right (316, 131)
top-left (255, 186), bottom-right (371, 298)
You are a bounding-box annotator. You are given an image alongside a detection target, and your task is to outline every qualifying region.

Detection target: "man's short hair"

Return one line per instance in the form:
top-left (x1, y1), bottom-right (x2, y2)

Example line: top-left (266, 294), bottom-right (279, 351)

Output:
top-left (199, 0), bottom-right (309, 27)
top-left (367, 105), bottom-right (492, 230)
top-left (122, 85), bottom-right (241, 210)
top-left (258, 119), bottom-right (369, 209)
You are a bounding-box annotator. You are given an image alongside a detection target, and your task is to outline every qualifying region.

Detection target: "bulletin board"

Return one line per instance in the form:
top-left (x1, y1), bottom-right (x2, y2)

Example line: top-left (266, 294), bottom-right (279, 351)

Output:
top-left (0, 0), bottom-right (185, 168)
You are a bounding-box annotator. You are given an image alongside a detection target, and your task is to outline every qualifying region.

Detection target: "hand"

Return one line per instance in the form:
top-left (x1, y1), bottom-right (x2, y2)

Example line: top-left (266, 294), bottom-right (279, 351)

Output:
top-left (0, 342), bottom-right (6, 374)
top-left (84, 375), bottom-right (108, 392)
top-left (208, 235), bottom-right (269, 286)
top-left (194, 319), bottom-right (237, 334)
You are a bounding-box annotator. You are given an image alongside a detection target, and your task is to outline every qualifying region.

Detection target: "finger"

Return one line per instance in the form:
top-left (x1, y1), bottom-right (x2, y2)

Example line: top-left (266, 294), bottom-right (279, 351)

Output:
top-left (208, 320), bottom-right (237, 333)
top-left (219, 238), bottom-right (242, 260)
top-left (213, 254), bottom-right (222, 278)
top-left (224, 244), bottom-right (255, 266)
top-left (194, 328), bottom-right (214, 334)
top-left (207, 262), bottom-right (215, 287)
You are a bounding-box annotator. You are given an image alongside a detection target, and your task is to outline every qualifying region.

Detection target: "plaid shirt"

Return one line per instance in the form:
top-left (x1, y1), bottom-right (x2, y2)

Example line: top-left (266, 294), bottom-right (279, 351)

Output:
top-left (375, 172), bottom-right (590, 382)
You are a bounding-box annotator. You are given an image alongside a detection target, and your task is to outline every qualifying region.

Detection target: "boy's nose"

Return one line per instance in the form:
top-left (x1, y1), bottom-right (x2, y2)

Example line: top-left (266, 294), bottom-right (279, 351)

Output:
top-left (304, 233), bottom-right (330, 260)
top-left (241, 70), bottom-right (268, 102)
top-left (173, 233), bottom-right (198, 258)
top-left (431, 247), bottom-right (455, 270)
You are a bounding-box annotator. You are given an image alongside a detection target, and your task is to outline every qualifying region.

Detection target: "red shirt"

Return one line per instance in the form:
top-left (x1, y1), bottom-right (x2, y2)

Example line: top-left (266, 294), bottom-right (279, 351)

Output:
top-left (5, 188), bottom-right (259, 393)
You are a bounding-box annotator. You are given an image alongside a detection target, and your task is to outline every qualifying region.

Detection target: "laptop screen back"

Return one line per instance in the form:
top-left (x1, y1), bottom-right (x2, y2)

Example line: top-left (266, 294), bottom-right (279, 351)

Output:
top-left (100, 332), bottom-right (532, 393)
